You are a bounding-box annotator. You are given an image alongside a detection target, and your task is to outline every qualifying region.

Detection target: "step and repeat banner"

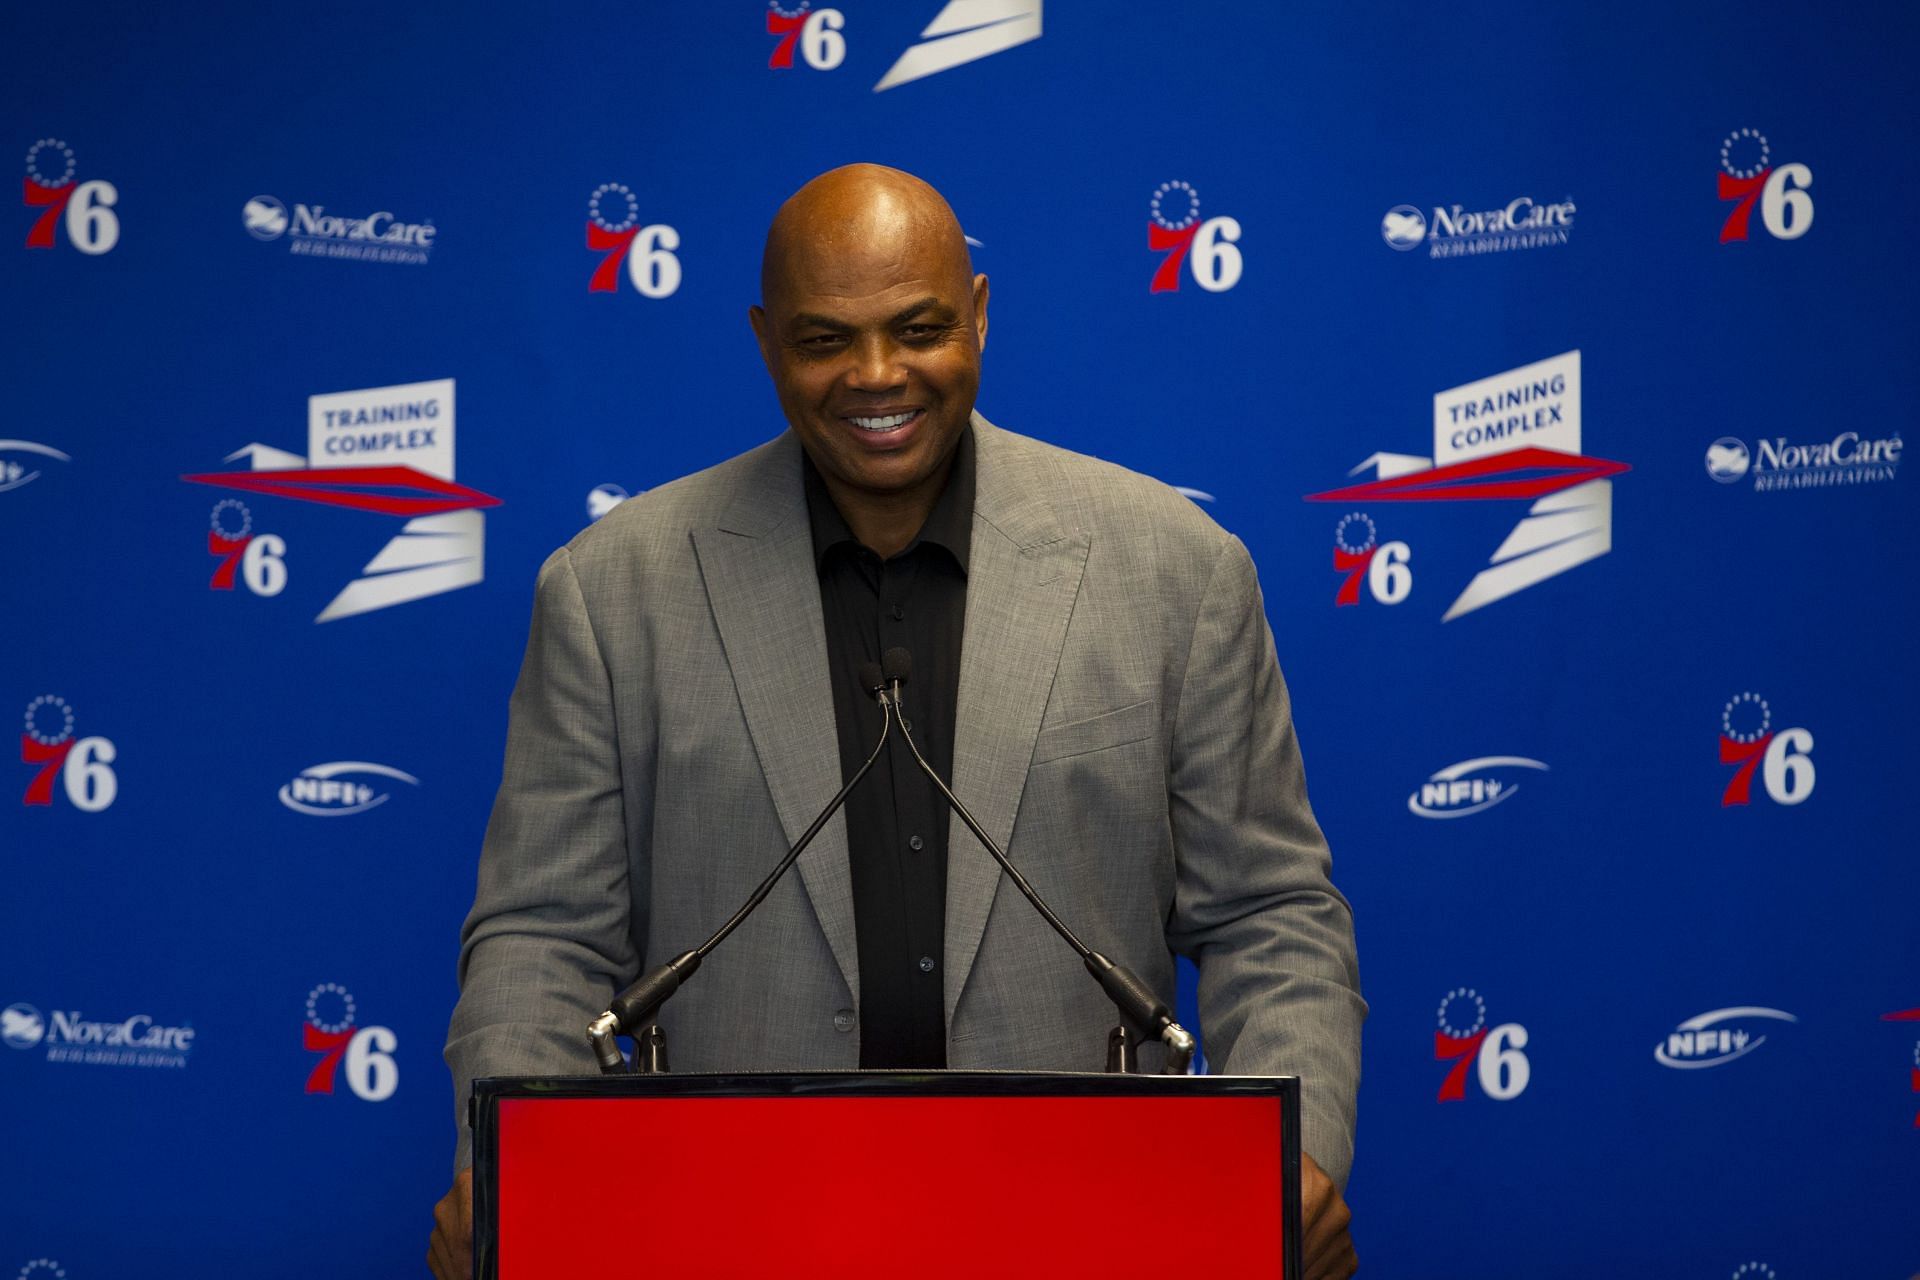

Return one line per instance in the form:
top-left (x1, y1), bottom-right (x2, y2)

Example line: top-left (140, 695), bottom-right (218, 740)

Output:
top-left (4, 2), bottom-right (1916, 1275)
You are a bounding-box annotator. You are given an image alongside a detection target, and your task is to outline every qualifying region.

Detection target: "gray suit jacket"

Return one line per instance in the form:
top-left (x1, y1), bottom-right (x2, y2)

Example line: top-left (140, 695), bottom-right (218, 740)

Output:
top-left (445, 415), bottom-right (1364, 1183)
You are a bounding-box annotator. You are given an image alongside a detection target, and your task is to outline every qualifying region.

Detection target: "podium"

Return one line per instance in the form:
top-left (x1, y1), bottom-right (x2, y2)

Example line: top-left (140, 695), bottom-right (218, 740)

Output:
top-left (473, 1071), bottom-right (1301, 1278)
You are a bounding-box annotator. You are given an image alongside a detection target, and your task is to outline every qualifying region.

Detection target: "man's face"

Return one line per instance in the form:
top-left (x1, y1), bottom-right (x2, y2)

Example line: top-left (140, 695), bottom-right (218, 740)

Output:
top-left (752, 228), bottom-right (988, 508)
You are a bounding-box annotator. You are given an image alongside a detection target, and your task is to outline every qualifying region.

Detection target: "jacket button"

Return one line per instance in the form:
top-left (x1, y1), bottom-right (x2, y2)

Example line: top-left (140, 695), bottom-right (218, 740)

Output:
top-left (833, 1009), bottom-right (856, 1033)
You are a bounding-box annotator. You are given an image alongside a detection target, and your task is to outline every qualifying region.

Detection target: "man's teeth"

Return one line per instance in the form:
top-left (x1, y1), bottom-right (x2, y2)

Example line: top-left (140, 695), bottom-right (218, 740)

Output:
top-left (849, 411), bottom-right (916, 432)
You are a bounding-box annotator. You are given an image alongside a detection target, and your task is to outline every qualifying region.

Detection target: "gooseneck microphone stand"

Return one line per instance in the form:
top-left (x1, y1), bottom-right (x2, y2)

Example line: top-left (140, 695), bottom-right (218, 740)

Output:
top-left (878, 648), bottom-right (1197, 1075)
top-left (586, 665), bottom-right (897, 1074)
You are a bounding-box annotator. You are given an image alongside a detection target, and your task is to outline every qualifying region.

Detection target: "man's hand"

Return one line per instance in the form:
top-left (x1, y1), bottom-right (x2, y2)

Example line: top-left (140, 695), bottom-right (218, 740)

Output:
top-left (1300, 1153), bottom-right (1357, 1279)
top-left (426, 1168), bottom-right (473, 1279)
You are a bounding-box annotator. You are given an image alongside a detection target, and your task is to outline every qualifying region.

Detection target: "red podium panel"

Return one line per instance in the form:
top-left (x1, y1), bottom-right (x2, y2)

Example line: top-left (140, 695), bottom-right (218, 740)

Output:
top-left (472, 1072), bottom-right (1299, 1278)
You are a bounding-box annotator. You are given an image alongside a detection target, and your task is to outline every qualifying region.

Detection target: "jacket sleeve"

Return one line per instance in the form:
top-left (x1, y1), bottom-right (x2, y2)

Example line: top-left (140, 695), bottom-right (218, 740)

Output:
top-left (1164, 534), bottom-right (1365, 1189)
top-left (443, 545), bottom-right (641, 1171)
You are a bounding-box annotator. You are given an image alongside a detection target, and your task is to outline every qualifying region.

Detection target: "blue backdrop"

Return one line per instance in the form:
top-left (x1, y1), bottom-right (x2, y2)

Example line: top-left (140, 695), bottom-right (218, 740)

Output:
top-left (4, 2), bottom-right (1916, 1275)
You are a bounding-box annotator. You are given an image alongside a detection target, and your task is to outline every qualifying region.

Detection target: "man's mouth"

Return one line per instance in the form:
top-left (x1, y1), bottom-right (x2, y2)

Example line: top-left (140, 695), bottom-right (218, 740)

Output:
top-left (844, 408), bottom-right (924, 434)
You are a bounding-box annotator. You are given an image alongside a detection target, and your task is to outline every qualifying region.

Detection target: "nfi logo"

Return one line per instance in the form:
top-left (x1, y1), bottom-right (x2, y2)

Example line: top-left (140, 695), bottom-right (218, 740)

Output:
top-left (278, 761), bottom-right (419, 816)
top-left (1654, 1006), bottom-right (1796, 1069)
top-left (1407, 757), bottom-right (1549, 819)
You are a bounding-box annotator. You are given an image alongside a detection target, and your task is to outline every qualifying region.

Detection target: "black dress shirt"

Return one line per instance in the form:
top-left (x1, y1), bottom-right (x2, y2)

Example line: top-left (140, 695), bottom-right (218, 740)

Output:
top-left (803, 428), bottom-right (974, 1069)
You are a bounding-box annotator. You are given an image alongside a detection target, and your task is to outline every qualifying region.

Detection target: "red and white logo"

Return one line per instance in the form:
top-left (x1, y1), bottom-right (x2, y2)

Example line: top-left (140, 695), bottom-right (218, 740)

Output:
top-left (875, 0), bottom-right (1041, 92)
top-left (1718, 692), bottom-right (1815, 807)
top-left (586, 183), bottom-right (682, 297)
top-left (303, 983), bottom-right (398, 1102)
top-left (1308, 351), bottom-right (1629, 621)
top-left (19, 696), bottom-right (116, 812)
top-left (181, 380), bottom-right (500, 622)
top-left (1718, 127), bottom-right (1813, 244)
top-left (22, 138), bottom-right (117, 254)
top-left (767, 1), bottom-right (847, 70)
top-left (1148, 181), bottom-right (1243, 294)
top-left (1435, 987), bottom-right (1531, 1101)
top-left (1331, 512), bottom-right (1410, 607)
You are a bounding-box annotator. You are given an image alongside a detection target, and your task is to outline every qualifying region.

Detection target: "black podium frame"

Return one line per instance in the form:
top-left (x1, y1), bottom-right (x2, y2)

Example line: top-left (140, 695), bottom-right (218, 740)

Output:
top-left (471, 1070), bottom-right (1301, 1278)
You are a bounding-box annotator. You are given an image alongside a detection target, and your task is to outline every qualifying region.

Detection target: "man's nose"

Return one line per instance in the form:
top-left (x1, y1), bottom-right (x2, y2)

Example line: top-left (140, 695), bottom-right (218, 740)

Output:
top-left (845, 333), bottom-right (907, 391)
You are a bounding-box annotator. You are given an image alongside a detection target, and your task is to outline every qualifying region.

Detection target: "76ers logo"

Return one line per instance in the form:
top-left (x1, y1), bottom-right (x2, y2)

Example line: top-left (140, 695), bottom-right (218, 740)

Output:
top-left (586, 183), bottom-right (682, 297)
top-left (303, 983), bottom-right (398, 1102)
top-left (1436, 988), bottom-right (1531, 1101)
top-left (1717, 128), bottom-right (1813, 244)
top-left (1148, 181), bottom-right (1242, 293)
top-left (207, 499), bottom-right (288, 596)
top-left (22, 138), bottom-right (118, 254)
top-left (767, 1), bottom-right (846, 70)
top-left (1719, 691), bottom-right (1815, 807)
top-left (1332, 513), bottom-right (1411, 607)
top-left (19, 696), bottom-right (116, 812)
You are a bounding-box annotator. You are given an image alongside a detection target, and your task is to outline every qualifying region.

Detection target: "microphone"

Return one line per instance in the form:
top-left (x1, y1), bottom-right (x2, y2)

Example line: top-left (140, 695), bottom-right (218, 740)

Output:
top-left (586, 662), bottom-right (897, 1073)
top-left (878, 647), bottom-right (1197, 1073)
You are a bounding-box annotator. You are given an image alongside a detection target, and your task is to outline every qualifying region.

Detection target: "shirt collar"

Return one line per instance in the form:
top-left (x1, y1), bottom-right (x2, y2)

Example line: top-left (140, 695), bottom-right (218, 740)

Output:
top-left (803, 424), bottom-right (975, 575)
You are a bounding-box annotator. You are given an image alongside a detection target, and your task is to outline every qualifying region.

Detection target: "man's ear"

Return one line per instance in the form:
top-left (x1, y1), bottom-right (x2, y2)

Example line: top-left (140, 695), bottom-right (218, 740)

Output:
top-left (972, 274), bottom-right (989, 353)
top-left (749, 304), bottom-right (775, 375)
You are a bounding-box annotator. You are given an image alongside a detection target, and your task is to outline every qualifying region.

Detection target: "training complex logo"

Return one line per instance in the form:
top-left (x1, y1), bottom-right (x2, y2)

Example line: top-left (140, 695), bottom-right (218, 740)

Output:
top-left (1434, 988), bottom-right (1531, 1101)
top-left (1309, 351), bottom-right (1628, 621)
top-left (1705, 432), bottom-right (1899, 492)
top-left (1147, 181), bottom-right (1242, 294)
top-left (278, 761), bottom-right (419, 816)
top-left (1653, 1006), bottom-right (1796, 1069)
top-left (3, 999), bottom-right (195, 1069)
top-left (1717, 127), bottom-right (1812, 244)
top-left (1718, 692), bottom-right (1815, 807)
top-left (1407, 757), bottom-right (1549, 819)
top-left (876, 0), bottom-right (1041, 91)
top-left (181, 379), bottom-right (499, 622)
top-left (303, 984), bottom-right (398, 1101)
top-left (242, 192), bottom-right (436, 265)
top-left (1380, 191), bottom-right (1574, 258)
top-left (22, 138), bottom-right (118, 254)
top-left (19, 696), bottom-right (117, 812)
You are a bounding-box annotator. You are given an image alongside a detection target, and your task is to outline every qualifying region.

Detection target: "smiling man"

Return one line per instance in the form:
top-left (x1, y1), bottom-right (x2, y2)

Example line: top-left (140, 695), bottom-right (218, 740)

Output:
top-left (431, 165), bottom-right (1362, 1280)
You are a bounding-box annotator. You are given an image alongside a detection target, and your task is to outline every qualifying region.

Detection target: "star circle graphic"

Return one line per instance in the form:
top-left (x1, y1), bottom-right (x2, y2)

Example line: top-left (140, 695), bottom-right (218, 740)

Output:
top-left (23, 695), bottom-right (74, 747)
top-left (588, 182), bottom-right (639, 234)
top-left (1149, 180), bottom-right (1200, 232)
top-left (210, 499), bottom-right (252, 541)
top-left (1721, 691), bottom-right (1771, 744)
top-left (1334, 512), bottom-right (1376, 556)
top-left (1719, 128), bottom-right (1771, 180)
top-left (1437, 988), bottom-right (1486, 1038)
top-left (305, 982), bottom-right (357, 1034)
top-left (25, 139), bottom-right (75, 189)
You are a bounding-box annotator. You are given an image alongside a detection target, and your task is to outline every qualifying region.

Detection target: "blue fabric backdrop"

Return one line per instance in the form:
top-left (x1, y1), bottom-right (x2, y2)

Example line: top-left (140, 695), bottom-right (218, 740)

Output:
top-left (4, 2), bottom-right (1916, 1274)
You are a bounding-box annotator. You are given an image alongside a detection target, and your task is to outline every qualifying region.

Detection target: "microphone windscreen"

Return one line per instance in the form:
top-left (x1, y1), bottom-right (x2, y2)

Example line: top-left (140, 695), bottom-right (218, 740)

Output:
top-left (858, 661), bottom-right (884, 697)
top-left (882, 647), bottom-right (912, 684)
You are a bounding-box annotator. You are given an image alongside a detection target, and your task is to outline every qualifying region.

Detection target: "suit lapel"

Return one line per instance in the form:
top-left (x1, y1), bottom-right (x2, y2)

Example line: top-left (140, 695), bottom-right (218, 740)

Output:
top-left (691, 434), bottom-right (861, 1002)
top-left (944, 418), bottom-right (1090, 1023)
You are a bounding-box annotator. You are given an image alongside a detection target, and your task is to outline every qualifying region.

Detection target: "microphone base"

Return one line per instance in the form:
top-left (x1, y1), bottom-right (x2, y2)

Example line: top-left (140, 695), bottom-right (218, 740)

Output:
top-left (633, 1023), bottom-right (670, 1074)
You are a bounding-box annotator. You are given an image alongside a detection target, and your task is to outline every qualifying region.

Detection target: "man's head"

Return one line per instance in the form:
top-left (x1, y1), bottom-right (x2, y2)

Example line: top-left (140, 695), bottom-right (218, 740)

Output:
top-left (750, 164), bottom-right (988, 523)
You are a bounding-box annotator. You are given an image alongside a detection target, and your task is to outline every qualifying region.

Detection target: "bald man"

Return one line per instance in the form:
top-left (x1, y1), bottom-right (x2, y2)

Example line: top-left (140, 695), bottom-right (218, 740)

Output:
top-left (431, 165), bottom-right (1362, 1279)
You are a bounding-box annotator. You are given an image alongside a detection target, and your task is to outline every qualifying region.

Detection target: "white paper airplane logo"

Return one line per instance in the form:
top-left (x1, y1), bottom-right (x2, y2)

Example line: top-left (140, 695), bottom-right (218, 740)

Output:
top-left (876, 0), bottom-right (1042, 92)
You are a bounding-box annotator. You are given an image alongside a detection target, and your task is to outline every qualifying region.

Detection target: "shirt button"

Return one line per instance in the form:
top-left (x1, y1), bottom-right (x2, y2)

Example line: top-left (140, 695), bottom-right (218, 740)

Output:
top-left (833, 1009), bottom-right (856, 1033)
top-left (889, 604), bottom-right (904, 620)
top-left (908, 834), bottom-right (924, 851)
top-left (918, 956), bottom-right (936, 973)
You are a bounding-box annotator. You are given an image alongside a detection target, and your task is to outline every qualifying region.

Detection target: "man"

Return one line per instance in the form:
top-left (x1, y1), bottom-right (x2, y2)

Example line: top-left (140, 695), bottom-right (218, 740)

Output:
top-left (430, 165), bottom-right (1362, 1279)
